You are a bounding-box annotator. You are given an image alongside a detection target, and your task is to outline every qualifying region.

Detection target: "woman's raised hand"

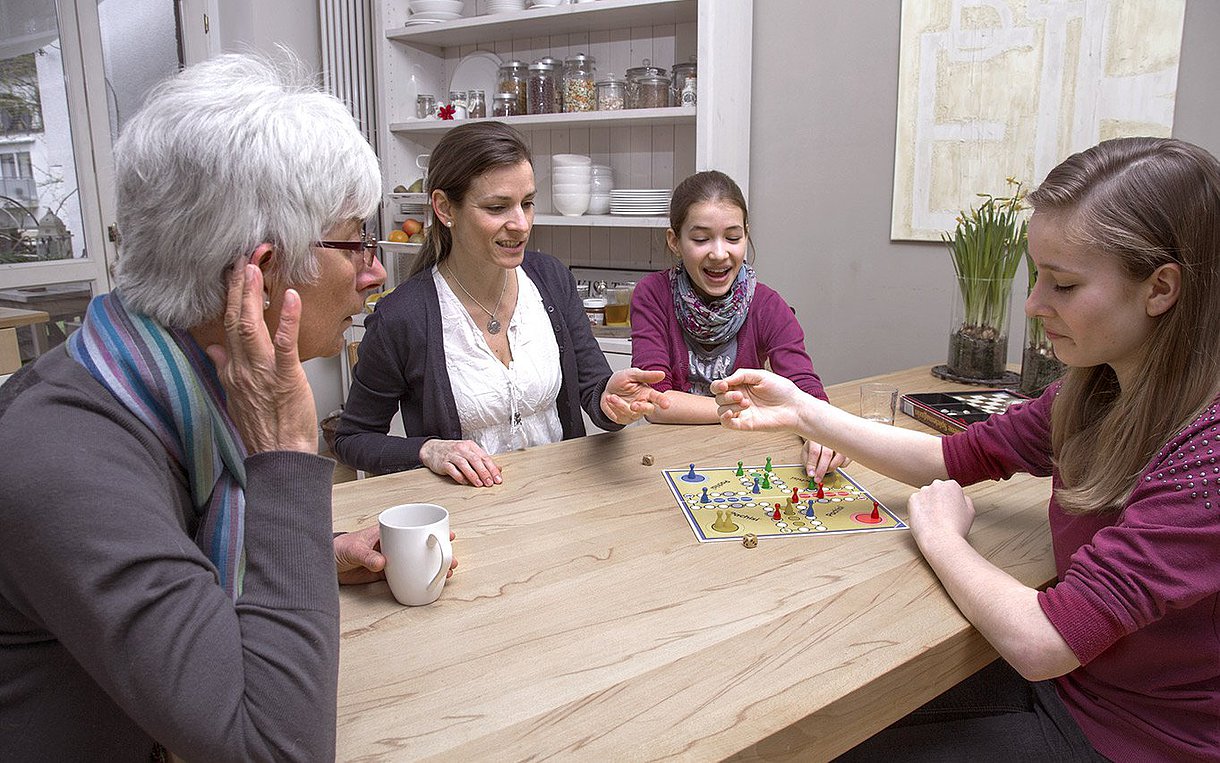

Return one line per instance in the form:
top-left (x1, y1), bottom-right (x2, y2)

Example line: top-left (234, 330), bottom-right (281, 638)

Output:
top-left (601, 368), bottom-right (669, 424)
top-left (420, 438), bottom-right (503, 487)
top-left (711, 368), bottom-right (805, 434)
top-left (205, 263), bottom-right (317, 455)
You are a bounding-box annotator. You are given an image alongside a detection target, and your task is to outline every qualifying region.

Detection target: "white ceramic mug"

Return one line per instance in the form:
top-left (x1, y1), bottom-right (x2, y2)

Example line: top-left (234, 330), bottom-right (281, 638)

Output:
top-left (378, 503), bottom-right (453, 606)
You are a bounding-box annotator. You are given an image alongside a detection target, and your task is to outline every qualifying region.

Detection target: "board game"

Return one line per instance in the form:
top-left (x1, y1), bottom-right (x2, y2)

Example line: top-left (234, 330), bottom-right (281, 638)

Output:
top-left (662, 460), bottom-right (907, 543)
top-left (900, 389), bottom-right (1031, 435)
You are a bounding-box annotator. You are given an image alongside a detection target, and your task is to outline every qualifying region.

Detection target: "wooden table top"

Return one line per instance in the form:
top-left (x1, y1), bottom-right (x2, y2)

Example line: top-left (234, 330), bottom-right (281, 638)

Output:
top-left (331, 366), bottom-right (1055, 761)
top-left (0, 306), bottom-right (50, 330)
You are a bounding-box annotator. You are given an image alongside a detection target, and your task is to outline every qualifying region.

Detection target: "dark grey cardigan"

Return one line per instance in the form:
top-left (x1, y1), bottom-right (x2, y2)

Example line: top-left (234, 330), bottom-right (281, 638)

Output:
top-left (335, 251), bottom-right (620, 474)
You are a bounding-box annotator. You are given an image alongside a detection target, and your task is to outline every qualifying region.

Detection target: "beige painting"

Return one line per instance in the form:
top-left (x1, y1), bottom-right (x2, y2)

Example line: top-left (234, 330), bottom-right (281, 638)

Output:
top-left (892, 0), bottom-right (1186, 241)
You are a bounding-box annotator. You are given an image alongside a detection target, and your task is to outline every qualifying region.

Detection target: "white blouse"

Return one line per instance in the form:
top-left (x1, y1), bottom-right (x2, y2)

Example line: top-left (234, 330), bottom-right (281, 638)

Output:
top-left (434, 265), bottom-right (564, 455)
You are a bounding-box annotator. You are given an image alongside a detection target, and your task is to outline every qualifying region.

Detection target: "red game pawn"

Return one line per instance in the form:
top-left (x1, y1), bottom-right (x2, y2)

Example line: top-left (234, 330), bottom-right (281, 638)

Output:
top-left (816, 482), bottom-right (825, 499)
top-left (790, 487), bottom-right (800, 504)
top-left (772, 504), bottom-right (782, 521)
top-left (871, 500), bottom-right (881, 521)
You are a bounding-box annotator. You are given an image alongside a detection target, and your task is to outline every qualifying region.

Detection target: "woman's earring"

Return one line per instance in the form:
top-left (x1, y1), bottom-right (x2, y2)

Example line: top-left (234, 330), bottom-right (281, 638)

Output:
top-left (263, 294), bottom-right (271, 309)
top-left (445, 220), bottom-right (453, 228)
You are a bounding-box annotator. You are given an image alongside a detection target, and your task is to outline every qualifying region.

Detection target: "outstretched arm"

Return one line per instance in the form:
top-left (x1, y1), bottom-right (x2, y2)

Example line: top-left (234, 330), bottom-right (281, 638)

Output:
top-left (712, 368), bottom-right (947, 487)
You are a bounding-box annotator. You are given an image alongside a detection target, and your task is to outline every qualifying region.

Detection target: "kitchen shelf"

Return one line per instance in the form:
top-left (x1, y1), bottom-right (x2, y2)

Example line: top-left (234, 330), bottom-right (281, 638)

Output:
top-left (534, 214), bottom-right (667, 228)
top-left (390, 107), bottom-right (695, 136)
top-left (377, 240), bottom-right (423, 252)
top-left (386, 0), bottom-right (696, 49)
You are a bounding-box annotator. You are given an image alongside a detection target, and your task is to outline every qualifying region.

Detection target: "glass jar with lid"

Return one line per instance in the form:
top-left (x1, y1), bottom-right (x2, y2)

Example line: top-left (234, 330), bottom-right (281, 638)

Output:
top-left (595, 74), bottom-right (625, 111)
top-left (415, 93), bottom-right (436, 120)
top-left (496, 60), bottom-right (528, 116)
top-left (630, 73), bottom-right (670, 109)
top-left (625, 59), bottom-right (668, 109)
top-left (562, 53), bottom-right (596, 113)
top-left (491, 92), bottom-right (519, 118)
top-left (467, 89), bottom-right (486, 119)
top-left (527, 60), bottom-right (560, 115)
top-left (671, 58), bottom-right (697, 106)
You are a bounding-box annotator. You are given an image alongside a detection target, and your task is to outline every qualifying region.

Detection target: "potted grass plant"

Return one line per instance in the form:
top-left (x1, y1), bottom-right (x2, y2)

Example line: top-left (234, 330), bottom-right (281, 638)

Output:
top-left (941, 179), bottom-right (1027, 382)
top-left (1019, 248), bottom-right (1066, 394)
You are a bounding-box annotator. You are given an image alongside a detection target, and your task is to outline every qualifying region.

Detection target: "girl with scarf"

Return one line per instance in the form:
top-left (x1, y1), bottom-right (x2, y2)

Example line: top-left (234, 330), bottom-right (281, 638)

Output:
top-left (631, 171), bottom-right (846, 478)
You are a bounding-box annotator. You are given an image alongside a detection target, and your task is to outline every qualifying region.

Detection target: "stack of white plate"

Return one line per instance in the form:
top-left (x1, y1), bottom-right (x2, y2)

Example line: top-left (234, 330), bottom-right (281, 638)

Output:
top-left (552, 154), bottom-right (592, 216)
top-left (483, 0), bottom-right (526, 14)
top-left (527, 0), bottom-right (564, 7)
top-left (406, 0), bottom-right (464, 24)
top-left (610, 189), bottom-right (669, 216)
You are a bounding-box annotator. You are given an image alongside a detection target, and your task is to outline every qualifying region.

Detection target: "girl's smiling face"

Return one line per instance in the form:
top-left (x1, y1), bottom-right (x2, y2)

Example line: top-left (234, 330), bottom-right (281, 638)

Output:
top-left (668, 199), bottom-right (748, 300)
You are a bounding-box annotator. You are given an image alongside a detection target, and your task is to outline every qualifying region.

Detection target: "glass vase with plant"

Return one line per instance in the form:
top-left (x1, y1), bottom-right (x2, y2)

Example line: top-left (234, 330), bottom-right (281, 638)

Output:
top-left (942, 179), bottom-right (1027, 382)
top-left (1019, 248), bottom-right (1066, 394)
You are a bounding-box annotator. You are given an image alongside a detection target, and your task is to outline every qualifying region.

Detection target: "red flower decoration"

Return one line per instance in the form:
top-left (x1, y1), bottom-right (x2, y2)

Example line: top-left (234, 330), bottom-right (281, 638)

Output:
top-left (438, 104), bottom-right (456, 120)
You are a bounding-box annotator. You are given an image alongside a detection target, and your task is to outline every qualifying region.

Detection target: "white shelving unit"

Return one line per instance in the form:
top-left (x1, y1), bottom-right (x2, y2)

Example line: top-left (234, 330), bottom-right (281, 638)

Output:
top-left (372, 0), bottom-right (752, 278)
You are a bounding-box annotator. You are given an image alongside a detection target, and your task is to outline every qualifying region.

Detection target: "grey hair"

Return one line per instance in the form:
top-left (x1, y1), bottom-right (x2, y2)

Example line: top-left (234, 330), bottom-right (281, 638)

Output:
top-left (112, 53), bottom-right (381, 328)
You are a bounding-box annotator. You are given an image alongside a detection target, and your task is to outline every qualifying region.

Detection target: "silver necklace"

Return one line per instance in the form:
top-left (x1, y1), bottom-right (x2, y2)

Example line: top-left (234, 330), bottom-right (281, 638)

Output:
top-left (446, 264), bottom-right (508, 334)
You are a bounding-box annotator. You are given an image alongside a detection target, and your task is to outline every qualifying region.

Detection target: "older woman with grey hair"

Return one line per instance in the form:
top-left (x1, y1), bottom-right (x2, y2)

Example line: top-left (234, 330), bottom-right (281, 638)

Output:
top-left (0, 54), bottom-right (430, 760)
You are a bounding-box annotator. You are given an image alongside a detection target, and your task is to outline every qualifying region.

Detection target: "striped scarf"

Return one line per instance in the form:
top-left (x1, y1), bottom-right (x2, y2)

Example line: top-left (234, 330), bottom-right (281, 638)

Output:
top-left (68, 291), bottom-right (248, 598)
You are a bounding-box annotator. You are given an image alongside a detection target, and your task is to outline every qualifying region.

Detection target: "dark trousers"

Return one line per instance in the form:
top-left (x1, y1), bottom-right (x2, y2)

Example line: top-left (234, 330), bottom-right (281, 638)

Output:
top-left (835, 659), bottom-right (1110, 762)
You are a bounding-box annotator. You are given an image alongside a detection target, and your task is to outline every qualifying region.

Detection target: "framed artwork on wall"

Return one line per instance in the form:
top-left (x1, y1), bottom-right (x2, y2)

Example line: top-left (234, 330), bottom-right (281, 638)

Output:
top-left (891, 0), bottom-right (1185, 242)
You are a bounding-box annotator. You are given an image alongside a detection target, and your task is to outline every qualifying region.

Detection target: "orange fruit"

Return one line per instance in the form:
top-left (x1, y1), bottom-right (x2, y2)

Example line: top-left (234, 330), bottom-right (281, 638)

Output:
top-left (387, 229), bottom-right (410, 243)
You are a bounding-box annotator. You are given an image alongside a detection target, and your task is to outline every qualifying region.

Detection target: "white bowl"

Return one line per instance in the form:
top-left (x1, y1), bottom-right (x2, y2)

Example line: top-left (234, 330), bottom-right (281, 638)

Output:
top-left (410, 0), bottom-right (464, 13)
top-left (552, 153), bottom-right (592, 166)
top-left (553, 166), bottom-right (592, 176)
top-left (553, 182), bottom-right (591, 193)
top-left (588, 196), bottom-right (611, 214)
top-left (553, 174), bottom-right (592, 185)
top-left (553, 194), bottom-right (590, 216)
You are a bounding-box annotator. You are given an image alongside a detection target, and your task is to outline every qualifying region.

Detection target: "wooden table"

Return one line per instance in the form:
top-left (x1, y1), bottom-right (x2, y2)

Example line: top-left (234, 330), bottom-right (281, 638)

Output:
top-left (0, 306), bottom-right (50, 374)
top-left (331, 366), bottom-right (1055, 761)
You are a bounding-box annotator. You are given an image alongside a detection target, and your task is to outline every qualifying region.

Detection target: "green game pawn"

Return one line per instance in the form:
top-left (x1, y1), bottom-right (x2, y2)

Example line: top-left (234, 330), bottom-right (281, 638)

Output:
top-left (736, 460), bottom-right (744, 477)
top-left (808, 475), bottom-right (818, 490)
top-left (764, 456), bottom-right (773, 472)
top-left (761, 472), bottom-right (772, 489)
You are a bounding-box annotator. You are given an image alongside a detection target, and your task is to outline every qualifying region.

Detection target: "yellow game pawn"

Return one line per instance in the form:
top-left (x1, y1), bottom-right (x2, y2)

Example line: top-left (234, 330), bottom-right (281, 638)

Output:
top-left (711, 509), bottom-right (739, 534)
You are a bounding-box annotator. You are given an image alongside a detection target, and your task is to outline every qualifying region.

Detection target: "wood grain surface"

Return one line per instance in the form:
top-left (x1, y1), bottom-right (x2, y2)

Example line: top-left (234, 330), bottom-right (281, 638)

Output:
top-left (331, 366), bottom-right (1055, 761)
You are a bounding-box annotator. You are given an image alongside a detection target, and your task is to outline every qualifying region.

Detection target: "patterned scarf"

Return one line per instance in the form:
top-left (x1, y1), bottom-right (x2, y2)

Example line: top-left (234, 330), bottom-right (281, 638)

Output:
top-left (68, 291), bottom-right (248, 598)
top-left (670, 263), bottom-right (756, 394)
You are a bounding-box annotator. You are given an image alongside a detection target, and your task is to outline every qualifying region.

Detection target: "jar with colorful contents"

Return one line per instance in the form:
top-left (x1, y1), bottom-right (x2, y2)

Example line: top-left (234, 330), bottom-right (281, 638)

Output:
top-left (583, 297), bottom-right (607, 327)
top-left (562, 53), bottom-right (596, 112)
top-left (496, 60), bottom-right (528, 116)
top-left (527, 60), bottom-right (560, 115)
top-left (596, 75), bottom-right (625, 111)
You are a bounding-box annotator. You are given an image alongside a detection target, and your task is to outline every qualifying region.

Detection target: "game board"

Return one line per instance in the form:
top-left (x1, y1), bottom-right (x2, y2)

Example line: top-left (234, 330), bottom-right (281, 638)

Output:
top-left (662, 460), bottom-right (907, 543)
top-left (900, 389), bottom-right (1031, 435)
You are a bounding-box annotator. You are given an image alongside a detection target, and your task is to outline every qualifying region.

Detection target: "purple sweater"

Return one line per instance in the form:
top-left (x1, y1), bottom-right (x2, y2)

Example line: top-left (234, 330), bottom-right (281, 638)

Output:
top-left (943, 385), bottom-right (1220, 761)
top-left (629, 270), bottom-right (827, 400)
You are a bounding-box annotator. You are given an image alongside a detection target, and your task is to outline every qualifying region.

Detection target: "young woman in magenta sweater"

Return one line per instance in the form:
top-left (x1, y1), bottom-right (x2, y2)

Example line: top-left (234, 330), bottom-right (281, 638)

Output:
top-left (631, 170), bottom-right (846, 477)
top-left (713, 137), bottom-right (1220, 761)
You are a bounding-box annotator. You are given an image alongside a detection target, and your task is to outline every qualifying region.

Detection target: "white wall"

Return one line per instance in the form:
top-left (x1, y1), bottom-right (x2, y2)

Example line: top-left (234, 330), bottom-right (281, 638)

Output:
top-left (749, 0), bottom-right (1220, 385)
top-left (211, 1), bottom-right (344, 423)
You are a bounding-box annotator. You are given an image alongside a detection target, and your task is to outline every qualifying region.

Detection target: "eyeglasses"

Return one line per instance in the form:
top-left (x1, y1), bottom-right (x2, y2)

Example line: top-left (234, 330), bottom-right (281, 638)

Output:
top-left (314, 232), bottom-right (379, 269)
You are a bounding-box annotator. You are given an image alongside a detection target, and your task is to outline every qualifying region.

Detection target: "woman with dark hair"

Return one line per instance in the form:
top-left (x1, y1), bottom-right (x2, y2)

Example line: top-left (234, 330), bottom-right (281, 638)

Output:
top-left (335, 122), bottom-right (666, 485)
top-left (631, 170), bottom-right (846, 479)
top-left (713, 137), bottom-right (1220, 761)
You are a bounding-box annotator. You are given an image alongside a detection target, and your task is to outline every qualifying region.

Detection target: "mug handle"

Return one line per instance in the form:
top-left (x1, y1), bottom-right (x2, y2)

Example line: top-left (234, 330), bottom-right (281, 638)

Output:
top-left (426, 533), bottom-right (449, 589)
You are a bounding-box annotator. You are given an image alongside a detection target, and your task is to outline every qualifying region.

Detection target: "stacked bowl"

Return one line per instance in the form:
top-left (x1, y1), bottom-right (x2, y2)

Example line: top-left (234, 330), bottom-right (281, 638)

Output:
top-left (589, 165), bottom-right (614, 214)
top-left (483, 0), bottom-right (526, 13)
top-left (552, 154), bottom-right (591, 216)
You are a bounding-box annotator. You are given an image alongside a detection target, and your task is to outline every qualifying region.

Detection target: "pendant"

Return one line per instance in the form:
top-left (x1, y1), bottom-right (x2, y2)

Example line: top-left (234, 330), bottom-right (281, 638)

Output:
top-left (487, 318), bottom-right (501, 334)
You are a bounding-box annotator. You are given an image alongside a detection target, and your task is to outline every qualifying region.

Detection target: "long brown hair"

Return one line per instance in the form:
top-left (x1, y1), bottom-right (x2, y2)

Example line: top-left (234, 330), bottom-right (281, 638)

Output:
top-left (666, 170), bottom-right (755, 262)
top-left (409, 121), bottom-right (532, 277)
top-left (1028, 137), bottom-right (1220, 513)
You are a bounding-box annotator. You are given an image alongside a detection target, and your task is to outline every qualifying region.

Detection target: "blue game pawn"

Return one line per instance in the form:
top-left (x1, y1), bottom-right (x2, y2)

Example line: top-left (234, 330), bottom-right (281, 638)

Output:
top-left (806, 500), bottom-right (815, 518)
top-left (752, 477), bottom-right (760, 494)
top-left (701, 487), bottom-right (710, 503)
top-left (687, 463), bottom-right (697, 479)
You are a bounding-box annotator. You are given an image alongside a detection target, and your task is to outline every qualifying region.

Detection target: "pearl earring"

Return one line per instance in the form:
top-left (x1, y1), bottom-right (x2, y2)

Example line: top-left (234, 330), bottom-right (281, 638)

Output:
top-left (445, 220), bottom-right (453, 228)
